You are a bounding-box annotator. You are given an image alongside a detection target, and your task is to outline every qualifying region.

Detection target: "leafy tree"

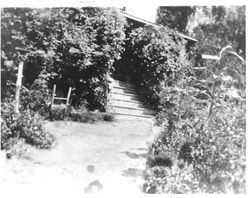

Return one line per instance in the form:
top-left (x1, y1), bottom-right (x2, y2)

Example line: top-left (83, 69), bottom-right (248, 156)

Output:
top-left (1, 8), bottom-right (127, 111)
top-left (193, 6), bottom-right (245, 58)
top-left (1, 8), bottom-right (34, 97)
top-left (156, 6), bottom-right (195, 33)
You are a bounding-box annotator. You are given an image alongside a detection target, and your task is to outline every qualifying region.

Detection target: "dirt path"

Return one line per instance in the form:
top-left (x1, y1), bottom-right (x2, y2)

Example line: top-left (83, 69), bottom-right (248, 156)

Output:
top-left (1, 116), bottom-right (153, 196)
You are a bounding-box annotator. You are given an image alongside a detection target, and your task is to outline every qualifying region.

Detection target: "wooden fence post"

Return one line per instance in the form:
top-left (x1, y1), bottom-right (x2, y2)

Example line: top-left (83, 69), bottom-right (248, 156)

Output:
top-left (14, 61), bottom-right (24, 114)
top-left (51, 84), bottom-right (56, 107)
top-left (106, 72), bottom-right (110, 113)
top-left (65, 87), bottom-right (72, 115)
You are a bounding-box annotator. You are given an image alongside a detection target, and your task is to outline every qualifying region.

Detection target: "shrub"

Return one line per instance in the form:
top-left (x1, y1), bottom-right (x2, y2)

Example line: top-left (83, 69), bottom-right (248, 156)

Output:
top-left (1, 101), bottom-right (21, 149)
top-left (69, 112), bottom-right (115, 123)
top-left (144, 47), bottom-right (245, 193)
top-left (145, 73), bottom-right (246, 194)
top-left (49, 106), bottom-right (115, 123)
top-left (144, 163), bottom-right (200, 193)
top-left (21, 77), bottom-right (51, 117)
top-left (5, 137), bottom-right (28, 159)
top-left (19, 112), bottom-right (55, 149)
top-left (49, 105), bottom-right (66, 121)
top-left (1, 101), bottom-right (55, 150)
top-left (74, 99), bottom-right (89, 112)
top-left (102, 113), bottom-right (115, 122)
top-left (191, 100), bottom-right (246, 193)
top-left (145, 97), bottom-right (245, 193)
top-left (128, 25), bottom-right (189, 108)
top-left (1, 77), bottom-right (51, 117)
top-left (69, 112), bottom-right (102, 123)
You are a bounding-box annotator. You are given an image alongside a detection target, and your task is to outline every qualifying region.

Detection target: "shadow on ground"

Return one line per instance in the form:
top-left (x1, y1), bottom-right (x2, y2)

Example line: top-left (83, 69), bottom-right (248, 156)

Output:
top-left (122, 151), bottom-right (147, 159)
top-left (122, 168), bottom-right (145, 178)
top-left (131, 148), bottom-right (148, 151)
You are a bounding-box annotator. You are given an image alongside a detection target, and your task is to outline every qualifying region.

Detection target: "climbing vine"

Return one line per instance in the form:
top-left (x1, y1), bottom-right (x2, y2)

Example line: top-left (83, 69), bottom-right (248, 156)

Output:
top-left (128, 25), bottom-right (189, 108)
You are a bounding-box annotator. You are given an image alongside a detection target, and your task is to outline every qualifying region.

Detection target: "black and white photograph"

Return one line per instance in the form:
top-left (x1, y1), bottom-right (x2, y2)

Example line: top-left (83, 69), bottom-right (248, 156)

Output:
top-left (0, 0), bottom-right (247, 196)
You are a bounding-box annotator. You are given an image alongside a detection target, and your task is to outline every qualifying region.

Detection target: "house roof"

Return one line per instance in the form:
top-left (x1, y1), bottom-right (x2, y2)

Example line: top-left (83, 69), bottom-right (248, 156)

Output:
top-left (119, 11), bottom-right (198, 42)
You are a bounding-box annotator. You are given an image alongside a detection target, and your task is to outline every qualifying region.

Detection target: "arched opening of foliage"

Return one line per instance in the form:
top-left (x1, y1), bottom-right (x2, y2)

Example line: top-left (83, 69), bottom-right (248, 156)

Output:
top-left (113, 19), bottom-right (197, 109)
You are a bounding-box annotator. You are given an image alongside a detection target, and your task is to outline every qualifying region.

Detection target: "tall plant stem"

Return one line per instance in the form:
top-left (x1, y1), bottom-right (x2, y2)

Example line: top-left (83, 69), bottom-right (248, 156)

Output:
top-left (208, 81), bottom-right (216, 120)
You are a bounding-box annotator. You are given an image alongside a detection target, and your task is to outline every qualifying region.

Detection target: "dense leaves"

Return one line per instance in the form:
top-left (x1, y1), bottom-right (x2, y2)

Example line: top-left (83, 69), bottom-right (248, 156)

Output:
top-left (1, 8), bottom-right (127, 110)
top-left (144, 163), bottom-right (200, 193)
top-left (144, 48), bottom-right (245, 193)
top-left (127, 25), bottom-right (189, 108)
top-left (1, 101), bottom-right (55, 150)
top-left (21, 77), bottom-right (51, 116)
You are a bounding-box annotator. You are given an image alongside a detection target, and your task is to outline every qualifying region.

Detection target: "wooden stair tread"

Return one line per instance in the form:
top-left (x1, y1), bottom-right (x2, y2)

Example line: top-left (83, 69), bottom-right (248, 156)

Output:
top-left (109, 77), bottom-right (156, 118)
top-left (115, 112), bottom-right (154, 118)
top-left (112, 105), bottom-right (156, 113)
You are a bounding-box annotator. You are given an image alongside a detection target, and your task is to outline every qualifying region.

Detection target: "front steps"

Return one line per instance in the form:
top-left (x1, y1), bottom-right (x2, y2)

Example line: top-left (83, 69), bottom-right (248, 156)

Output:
top-left (109, 79), bottom-right (156, 118)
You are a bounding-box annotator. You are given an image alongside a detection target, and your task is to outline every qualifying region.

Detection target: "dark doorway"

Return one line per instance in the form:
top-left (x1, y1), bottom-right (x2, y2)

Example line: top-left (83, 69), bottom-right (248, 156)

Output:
top-left (112, 17), bottom-right (145, 83)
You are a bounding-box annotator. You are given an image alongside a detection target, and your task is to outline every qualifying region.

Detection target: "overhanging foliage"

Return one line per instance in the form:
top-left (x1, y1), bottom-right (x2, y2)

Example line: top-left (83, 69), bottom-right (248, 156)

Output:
top-left (1, 7), bottom-right (127, 110)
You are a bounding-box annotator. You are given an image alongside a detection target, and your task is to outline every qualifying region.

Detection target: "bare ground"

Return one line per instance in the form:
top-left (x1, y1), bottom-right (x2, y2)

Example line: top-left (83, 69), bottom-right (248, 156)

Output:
top-left (0, 116), bottom-right (153, 197)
